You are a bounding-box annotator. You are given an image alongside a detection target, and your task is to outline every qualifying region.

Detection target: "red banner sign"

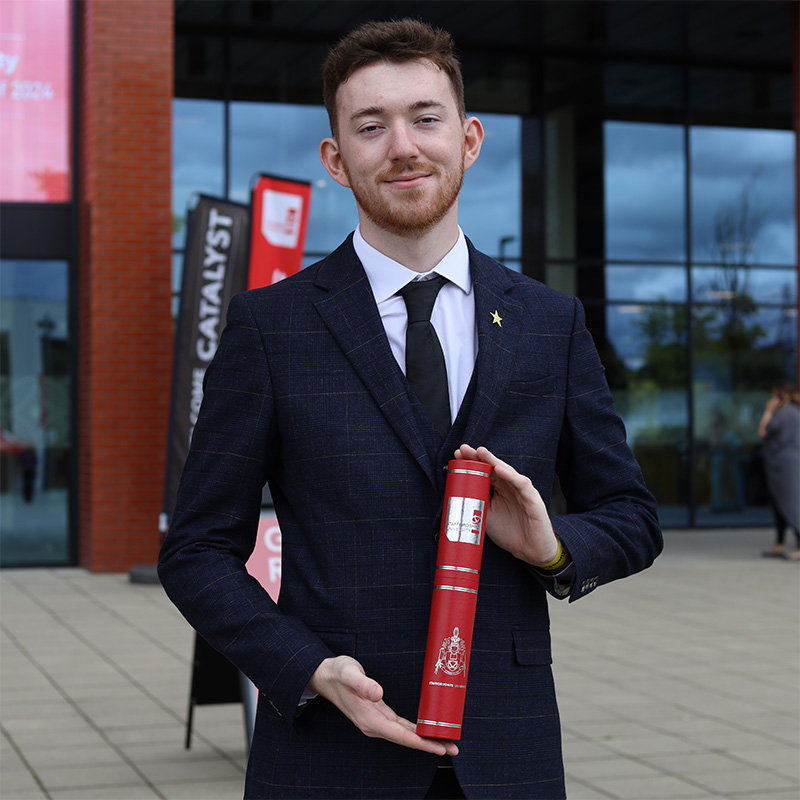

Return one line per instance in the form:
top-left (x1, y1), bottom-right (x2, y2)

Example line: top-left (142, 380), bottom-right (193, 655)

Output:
top-left (248, 174), bottom-right (312, 290)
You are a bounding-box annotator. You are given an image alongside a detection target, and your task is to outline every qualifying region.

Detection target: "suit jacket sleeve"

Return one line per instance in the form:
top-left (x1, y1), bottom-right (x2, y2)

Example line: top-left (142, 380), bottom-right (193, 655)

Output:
top-left (548, 295), bottom-right (662, 601)
top-left (158, 292), bottom-right (334, 725)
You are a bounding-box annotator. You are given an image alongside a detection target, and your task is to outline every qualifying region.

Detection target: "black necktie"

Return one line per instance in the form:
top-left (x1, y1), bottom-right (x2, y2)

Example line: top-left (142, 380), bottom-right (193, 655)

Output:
top-left (399, 275), bottom-right (451, 439)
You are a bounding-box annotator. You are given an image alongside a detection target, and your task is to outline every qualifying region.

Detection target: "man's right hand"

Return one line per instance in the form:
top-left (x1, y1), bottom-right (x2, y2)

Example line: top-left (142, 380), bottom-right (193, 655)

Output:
top-left (307, 655), bottom-right (459, 757)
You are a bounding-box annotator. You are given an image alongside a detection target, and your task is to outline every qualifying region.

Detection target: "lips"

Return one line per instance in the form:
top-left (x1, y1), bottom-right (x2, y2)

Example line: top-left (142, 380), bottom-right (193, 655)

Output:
top-left (379, 163), bottom-right (440, 187)
top-left (386, 173), bottom-right (431, 187)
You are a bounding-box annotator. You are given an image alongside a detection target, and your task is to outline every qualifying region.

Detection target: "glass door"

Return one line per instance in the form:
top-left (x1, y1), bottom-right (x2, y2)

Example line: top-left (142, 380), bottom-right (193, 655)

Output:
top-left (0, 259), bottom-right (71, 565)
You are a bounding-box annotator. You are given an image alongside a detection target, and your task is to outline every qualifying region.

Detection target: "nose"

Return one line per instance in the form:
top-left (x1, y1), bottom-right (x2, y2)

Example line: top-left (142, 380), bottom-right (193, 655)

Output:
top-left (387, 123), bottom-right (419, 162)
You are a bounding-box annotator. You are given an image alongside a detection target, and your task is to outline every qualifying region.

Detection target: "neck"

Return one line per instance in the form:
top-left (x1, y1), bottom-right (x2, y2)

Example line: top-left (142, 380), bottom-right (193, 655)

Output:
top-left (358, 208), bottom-right (460, 273)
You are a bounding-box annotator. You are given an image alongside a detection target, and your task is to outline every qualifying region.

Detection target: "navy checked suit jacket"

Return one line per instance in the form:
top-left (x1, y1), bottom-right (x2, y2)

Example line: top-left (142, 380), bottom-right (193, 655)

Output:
top-left (158, 236), bottom-right (662, 799)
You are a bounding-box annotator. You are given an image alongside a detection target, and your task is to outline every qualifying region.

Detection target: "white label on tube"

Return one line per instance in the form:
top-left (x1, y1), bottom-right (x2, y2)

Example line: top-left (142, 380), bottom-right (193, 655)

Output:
top-left (444, 497), bottom-right (484, 545)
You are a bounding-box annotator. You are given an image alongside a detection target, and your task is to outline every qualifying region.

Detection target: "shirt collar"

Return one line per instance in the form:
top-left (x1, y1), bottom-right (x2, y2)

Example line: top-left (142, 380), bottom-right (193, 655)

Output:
top-left (353, 225), bottom-right (472, 304)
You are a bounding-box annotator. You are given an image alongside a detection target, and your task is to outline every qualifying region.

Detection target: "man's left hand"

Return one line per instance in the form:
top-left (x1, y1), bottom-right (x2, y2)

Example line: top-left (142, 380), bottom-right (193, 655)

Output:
top-left (454, 444), bottom-right (560, 567)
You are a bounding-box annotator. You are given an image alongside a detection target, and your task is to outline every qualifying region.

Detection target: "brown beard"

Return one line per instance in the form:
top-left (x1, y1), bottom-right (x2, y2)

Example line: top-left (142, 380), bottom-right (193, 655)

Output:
top-left (344, 158), bottom-right (465, 238)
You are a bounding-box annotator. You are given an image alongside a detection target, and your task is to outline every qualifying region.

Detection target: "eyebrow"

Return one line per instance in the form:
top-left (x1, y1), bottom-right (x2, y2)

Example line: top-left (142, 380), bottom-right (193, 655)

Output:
top-left (349, 100), bottom-right (447, 123)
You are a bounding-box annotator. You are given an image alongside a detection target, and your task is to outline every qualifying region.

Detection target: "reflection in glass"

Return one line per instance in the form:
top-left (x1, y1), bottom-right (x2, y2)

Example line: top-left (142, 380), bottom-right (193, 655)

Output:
top-left (603, 265), bottom-right (687, 303)
top-left (230, 102), bottom-right (356, 256)
top-left (603, 304), bottom-right (690, 527)
top-left (604, 122), bottom-right (685, 261)
top-left (172, 99), bottom-right (225, 249)
top-left (690, 127), bottom-right (796, 266)
top-left (691, 301), bottom-right (795, 528)
top-left (171, 253), bottom-right (184, 319)
top-left (0, 260), bottom-right (71, 566)
top-left (692, 304), bottom-right (797, 393)
top-left (691, 383), bottom-right (773, 528)
top-left (459, 113), bottom-right (521, 267)
top-left (692, 266), bottom-right (797, 305)
top-left (601, 120), bottom-right (797, 527)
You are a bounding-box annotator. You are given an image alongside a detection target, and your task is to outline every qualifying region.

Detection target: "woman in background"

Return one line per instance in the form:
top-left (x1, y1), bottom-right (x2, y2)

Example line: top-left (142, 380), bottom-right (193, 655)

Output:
top-left (759, 381), bottom-right (800, 561)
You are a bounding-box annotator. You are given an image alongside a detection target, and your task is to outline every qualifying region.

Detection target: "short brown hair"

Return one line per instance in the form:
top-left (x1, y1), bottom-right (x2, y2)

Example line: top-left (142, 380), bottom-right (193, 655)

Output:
top-left (322, 18), bottom-right (466, 136)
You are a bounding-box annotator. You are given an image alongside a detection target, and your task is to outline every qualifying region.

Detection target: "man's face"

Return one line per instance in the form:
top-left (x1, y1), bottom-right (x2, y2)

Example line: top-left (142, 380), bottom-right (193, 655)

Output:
top-left (320, 60), bottom-right (482, 238)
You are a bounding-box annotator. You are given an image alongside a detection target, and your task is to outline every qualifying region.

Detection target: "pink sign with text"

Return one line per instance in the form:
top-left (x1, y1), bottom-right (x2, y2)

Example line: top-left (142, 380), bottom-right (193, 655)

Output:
top-left (246, 514), bottom-right (282, 601)
top-left (0, 0), bottom-right (71, 201)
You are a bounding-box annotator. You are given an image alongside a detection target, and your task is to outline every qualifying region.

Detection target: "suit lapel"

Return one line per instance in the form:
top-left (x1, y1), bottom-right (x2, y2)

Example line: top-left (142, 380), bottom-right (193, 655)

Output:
top-left (312, 238), bottom-right (439, 485)
top-left (456, 245), bottom-right (522, 449)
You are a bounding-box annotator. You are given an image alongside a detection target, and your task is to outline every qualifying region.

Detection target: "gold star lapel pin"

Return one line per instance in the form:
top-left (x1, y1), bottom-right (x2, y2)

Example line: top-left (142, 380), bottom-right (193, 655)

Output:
top-left (491, 310), bottom-right (503, 327)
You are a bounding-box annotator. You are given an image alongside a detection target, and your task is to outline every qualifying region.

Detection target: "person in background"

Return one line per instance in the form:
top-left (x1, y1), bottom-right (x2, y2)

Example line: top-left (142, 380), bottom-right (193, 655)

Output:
top-left (158, 18), bottom-right (662, 799)
top-left (759, 381), bottom-right (800, 561)
top-left (19, 446), bottom-right (37, 503)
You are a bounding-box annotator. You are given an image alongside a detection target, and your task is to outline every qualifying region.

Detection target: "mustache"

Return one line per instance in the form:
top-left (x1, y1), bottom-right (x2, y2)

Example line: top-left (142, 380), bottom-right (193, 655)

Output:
top-left (377, 163), bottom-right (441, 182)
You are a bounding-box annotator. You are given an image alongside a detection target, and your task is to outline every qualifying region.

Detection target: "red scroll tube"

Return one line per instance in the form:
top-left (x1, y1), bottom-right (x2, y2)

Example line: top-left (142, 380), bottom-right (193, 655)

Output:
top-left (417, 459), bottom-right (492, 740)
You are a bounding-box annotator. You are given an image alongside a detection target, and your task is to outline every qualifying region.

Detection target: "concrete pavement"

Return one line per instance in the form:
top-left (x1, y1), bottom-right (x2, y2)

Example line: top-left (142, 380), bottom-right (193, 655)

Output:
top-left (1, 527), bottom-right (798, 799)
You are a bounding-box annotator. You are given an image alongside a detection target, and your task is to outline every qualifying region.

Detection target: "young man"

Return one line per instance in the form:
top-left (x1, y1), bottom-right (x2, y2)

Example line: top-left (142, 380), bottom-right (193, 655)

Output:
top-left (159, 19), bottom-right (662, 799)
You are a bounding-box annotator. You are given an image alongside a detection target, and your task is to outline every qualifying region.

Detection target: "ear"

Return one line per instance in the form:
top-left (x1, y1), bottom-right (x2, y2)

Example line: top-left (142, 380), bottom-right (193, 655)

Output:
top-left (320, 137), bottom-right (351, 189)
top-left (462, 116), bottom-right (484, 172)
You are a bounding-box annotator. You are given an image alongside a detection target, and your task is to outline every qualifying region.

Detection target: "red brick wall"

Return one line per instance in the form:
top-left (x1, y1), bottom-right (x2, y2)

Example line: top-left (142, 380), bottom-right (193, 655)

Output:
top-left (78, 0), bottom-right (174, 571)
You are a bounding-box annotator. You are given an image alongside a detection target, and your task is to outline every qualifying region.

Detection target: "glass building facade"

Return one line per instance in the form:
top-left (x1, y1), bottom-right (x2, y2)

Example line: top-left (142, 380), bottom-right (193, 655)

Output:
top-left (0, 0), bottom-right (797, 566)
top-left (172, 0), bottom-right (797, 531)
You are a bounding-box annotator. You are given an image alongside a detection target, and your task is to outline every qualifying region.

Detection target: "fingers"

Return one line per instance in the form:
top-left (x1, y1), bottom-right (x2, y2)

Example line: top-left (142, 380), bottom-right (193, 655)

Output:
top-left (311, 657), bottom-right (459, 757)
top-left (456, 445), bottom-right (528, 491)
top-left (375, 713), bottom-right (459, 756)
top-left (455, 444), bottom-right (556, 564)
top-left (343, 659), bottom-right (382, 698)
top-left (455, 444), bottom-right (509, 472)
top-left (362, 679), bottom-right (383, 703)
top-left (455, 443), bottom-right (496, 464)
top-left (352, 690), bottom-right (459, 757)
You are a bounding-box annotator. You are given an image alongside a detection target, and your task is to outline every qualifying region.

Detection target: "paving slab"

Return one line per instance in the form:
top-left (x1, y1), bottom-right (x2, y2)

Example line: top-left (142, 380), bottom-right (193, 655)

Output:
top-left (1, 527), bottom-right (798, 800)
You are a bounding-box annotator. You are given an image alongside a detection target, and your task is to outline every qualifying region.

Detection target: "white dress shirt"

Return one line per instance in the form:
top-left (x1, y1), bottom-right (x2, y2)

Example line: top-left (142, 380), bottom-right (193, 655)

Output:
top-left (353, 226), bottom-right (478, 425)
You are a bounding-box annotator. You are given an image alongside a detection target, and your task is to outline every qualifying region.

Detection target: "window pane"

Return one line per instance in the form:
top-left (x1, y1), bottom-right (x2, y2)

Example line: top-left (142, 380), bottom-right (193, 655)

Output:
top-left (459, 113), bottom-right (521, 268)
top-left (691, 303), bottom-right (795, 528)
top-left (604, 122), bottom-right (686, 261)
top-left (692, 266), bottom-right (797, 305)
top-left (171, 252), bottom-right (183, 320)
top-left (693, 304), bottom-right (798, 390)
top-left (229, 102), bottom-right (358, 257)
top-left (604, 304), bottom-right (690, 527)
top-left (0, 260), bottom-right (71, 565)
top-left (690, 127), bottom-right (797, 267)
top-left (691, 384), bottom-right (774, 528)
top-left (172, 99), bottom-right (225, 250)
top-left (604, 264), bottom-right (687, 303)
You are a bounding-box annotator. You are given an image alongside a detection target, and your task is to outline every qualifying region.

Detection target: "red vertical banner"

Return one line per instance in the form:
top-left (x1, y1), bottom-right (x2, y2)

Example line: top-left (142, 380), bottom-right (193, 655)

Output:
top-left (248, 174), bottom-right (312, 290)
